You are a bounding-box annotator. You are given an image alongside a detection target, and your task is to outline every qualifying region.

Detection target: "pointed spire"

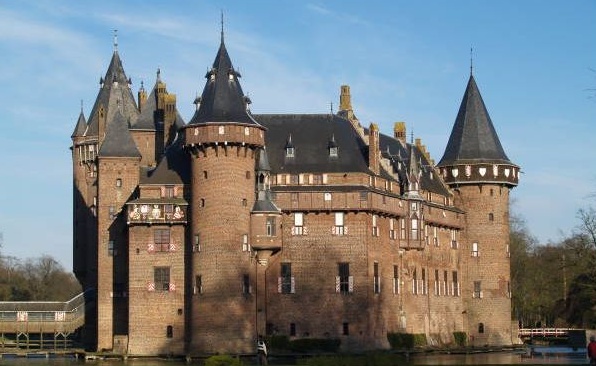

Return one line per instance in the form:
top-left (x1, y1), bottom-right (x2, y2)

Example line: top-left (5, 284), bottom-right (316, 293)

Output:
top-left (71, 102), bottom-right (88, 138)
top-left (220, 10), bottom-right (225, 44)
top-left (437, 75), bottom-right (511, 166)
top-left (188, 20), bottom-right (260, 126)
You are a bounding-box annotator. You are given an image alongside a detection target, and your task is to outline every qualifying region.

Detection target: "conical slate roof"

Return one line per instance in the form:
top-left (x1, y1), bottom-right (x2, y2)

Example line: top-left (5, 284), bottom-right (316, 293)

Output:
top-left (188, 36), bottom-right (260, 126)
top-left (98, 110), bottom-right (141, 158)
top-left (71, 109), bottom-right (87, 138)
top-left (85, 50), bottom-right (139, 137)
top-left (437, 75), bottom-right (511, 167)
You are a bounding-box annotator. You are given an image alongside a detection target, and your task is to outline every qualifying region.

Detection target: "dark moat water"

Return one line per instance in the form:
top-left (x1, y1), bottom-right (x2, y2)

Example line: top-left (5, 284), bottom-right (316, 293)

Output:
top-left (0, 348), bottom-right (590, 366)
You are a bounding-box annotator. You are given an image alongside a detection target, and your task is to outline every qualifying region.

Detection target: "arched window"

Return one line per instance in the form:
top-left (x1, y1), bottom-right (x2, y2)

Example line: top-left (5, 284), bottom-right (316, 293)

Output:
top-left (166, 325), bottom-right (173, 338)
top-left (478, 323), bottom-right (484, 334)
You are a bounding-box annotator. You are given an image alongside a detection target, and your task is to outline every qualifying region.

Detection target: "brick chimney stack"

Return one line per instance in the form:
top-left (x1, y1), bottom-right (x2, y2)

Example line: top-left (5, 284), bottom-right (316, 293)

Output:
top-left (369, 122), bottom-right (380, 175)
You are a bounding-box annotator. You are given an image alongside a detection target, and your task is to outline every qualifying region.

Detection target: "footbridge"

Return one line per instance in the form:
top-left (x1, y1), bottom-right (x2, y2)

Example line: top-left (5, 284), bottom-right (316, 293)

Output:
top-left (0, 291), bottom-right (89, 350)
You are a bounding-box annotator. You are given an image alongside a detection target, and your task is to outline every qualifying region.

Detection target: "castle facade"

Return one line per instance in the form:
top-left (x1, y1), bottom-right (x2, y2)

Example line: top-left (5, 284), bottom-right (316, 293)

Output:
top-left (71, 31), bottom-right (519, 355)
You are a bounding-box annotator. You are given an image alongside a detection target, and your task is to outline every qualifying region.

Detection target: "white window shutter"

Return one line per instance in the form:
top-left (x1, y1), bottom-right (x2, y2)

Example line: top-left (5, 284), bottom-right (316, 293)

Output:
top-left (348, 276), bottom-right (354, 293)
top-left (335, 276), bottom-right (340, 293)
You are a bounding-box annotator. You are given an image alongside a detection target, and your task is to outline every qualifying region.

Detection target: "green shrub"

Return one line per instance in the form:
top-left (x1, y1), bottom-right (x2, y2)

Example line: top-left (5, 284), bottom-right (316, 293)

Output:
top-left (453, 331), bottom-right (467, 347)
top-left (268, 334), bottom-right (290, 351)
top-left (387, 332), bottom-right (427, 349)
top-left (204, 354), bottom-right (243, 366)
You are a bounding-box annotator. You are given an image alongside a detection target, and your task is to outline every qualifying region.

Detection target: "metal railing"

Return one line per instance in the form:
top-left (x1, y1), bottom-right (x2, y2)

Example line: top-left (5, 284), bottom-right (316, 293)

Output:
top-left (0, 290), bottom-right (90, 334)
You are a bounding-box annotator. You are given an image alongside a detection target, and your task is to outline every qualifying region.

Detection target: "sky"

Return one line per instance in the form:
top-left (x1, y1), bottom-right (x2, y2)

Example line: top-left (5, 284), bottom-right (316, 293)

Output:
top-left (0, 1), bottom-right (595, 270)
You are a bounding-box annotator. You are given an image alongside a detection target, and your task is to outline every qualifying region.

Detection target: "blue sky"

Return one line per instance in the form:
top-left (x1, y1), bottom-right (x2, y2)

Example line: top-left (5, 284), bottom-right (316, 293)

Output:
top-left (0, 1), bottom-right (594, 269)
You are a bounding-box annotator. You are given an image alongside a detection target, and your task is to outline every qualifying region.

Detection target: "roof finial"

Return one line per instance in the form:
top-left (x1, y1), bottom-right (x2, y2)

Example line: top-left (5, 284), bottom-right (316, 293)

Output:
top-left (80, 99), bottom-right (84, 113)
top-left (330, 101), bottom-right (334, 115)
top-left (156, 67), bottom-right (161, 82)
top-left (220, 10), bottom-right (225, 44)
top-left (470, 46), bottom-right (474, 76)
top-left (410, 130), bottom-right (414, 144)
top-left (113, 29), bottom-right (118, 52)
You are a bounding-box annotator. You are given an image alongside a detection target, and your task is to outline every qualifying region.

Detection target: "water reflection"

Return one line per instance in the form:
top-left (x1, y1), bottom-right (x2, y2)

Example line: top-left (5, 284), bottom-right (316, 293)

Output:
top-left (412, 349), bottom-right (589, 365)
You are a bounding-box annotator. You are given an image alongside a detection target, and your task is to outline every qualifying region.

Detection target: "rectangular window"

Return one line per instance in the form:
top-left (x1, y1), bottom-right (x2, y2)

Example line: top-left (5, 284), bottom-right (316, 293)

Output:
top-left (433, 227), bottom-right (439, 246)
top-left (293, 213), bottom-right (304, 235)
top-left (242, 234), bottom-right (250, 252)
top-left (411, 218), bottom-right (419, 240)
top-left (372, 215), bottom-right (379, 237)
top-left (359, 191), bottom-right (368, 201)
top-left (336, 262), bottom-right (352, 294)
top-left (389, 219), bottom-right (397, 239)
top-left (266, 217), bottom-right (276, 236)
top-left (334, 212), bottom-right (345, 235)
top-left (291, 192), bottom-right (298, 201)
top-left (472, 242), bottom-right (479, 257)
top-left (443, 270), bottom-right (448, 296)
top-left (195, 275), bottom-right (202, 295)
top-left (393, 265), bottom-right (400, 294)
top-left (421, 268), bottom-right (427, 295)
top-left (313, 174), bottom-right (323, 184)
top-left (290, 323), bottom-right (296, 336)
top-left (400, 218), bottom-right (406, 240)
top-left (473, 281), bottom-right (482, 298)
top-left (242, 274), bottom-right (251, 294)
top-left (451, 229), bottom-right (458, 248)
top-left (164, 186), bottom-right (174, 198)
top-left (452, 271), bottom-right (459, 296)
top-left (434, 269), bottom-right (439, 296)
top-left (412, 269), bottom-right (418, 295)
top-left (108, 240), bottom-right (115, 256)
top-left (154, 229), bottom-right (171, 251)
top-left (324, 192), bottom-right (332, 201)
top-left (290, 174), bottom-right (299, 184)
top-left (373, 262), bottom-right (380, 294)
top-left (280, 262), bottom-right (294, 294)
top-left (193, 233), bottom-right (201, 252)
top-left (154, 267), bottom-right (170, 291)
top-left (342, 322), bottom-right (349, 336)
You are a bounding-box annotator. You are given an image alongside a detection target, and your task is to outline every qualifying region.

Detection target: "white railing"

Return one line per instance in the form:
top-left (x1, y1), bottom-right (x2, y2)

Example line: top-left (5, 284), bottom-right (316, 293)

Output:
top-left (519, 328), bottom-right (574, 337)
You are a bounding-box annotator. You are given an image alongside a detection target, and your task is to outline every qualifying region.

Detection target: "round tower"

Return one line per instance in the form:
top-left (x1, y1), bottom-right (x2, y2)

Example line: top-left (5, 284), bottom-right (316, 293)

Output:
top-left (437, 74), bottom-right (519, 346)
top-left (183, 33), bottom-right (267, 354)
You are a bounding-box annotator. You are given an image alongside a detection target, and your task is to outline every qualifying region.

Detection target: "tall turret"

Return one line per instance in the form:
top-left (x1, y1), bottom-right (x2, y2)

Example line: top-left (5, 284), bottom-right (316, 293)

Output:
top-left (183, 29), bottom-right (268, 354)
top-left (437, 74), bottom-right (519, 346)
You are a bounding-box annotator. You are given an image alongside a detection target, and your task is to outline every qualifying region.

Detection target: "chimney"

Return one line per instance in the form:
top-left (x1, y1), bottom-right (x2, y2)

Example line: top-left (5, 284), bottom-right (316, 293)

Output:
top-left (394, 122), bottom-right (406, 144)
top-left (138, 82), bottom-right (147, 113)
top-left (339, 85), bottom-right (356, 120)
top-left (369, 122), bottom-right (380, 175)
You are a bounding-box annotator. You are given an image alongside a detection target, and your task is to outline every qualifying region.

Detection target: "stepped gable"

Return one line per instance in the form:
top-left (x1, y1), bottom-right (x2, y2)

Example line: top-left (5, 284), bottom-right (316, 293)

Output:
top-left (255, 114), bottom-right (369, 174)
top-left (85, 49), bottom-right (139, 137)
top-left (188, 35), bottom-right (259, 126)
top-left (97, 110), bottom-right (141, 158)
top-left (141, 136), bottom-right (190, 185)
top-left (438, 75), bottom-right (511, 166)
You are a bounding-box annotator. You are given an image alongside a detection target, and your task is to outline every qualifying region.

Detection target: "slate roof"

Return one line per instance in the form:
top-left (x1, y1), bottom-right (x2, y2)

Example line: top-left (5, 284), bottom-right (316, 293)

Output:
top-left (437, 75), bottom-right (512, 167)
top-left (188, 37), bottom-right (260, 126)
top-left (98, 110), bottom-right (141, 158)
top-left (255, 114), bottom-right (369, 174)
top-left (71, 109), bottom-right (87, 138)
top-left (85, 51), bottom-right (139, 137)
top-left (140, 136), bottom-right (190, 185)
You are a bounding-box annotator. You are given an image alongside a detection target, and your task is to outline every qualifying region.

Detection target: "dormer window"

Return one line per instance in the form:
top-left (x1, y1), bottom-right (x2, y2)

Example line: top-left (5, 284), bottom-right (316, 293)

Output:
top-left (285, 146), bottom-right (295, 158)
top-left (329, 146), bottom-right (338, 158)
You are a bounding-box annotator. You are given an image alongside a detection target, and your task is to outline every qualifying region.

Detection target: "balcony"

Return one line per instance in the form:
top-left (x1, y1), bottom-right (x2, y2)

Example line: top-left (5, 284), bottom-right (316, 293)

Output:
top-left (127, 199), bottom-right (188, 225)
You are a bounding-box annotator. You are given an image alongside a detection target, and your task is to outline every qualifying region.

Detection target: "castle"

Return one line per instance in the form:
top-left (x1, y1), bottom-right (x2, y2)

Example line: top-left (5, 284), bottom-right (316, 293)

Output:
top-left (71, 29), bottom-right (519, 355)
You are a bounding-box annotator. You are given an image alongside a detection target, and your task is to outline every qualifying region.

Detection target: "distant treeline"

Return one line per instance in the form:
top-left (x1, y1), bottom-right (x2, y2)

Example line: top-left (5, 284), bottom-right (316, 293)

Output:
top-left (511, 206), bottom-right (596, 329)
top-left (0, 253), bottom-right (81, 301)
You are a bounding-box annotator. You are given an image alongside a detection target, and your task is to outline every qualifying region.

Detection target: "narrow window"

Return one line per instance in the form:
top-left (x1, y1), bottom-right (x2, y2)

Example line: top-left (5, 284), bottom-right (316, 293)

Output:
top-left (389, 219), bottom-right (396, 239)
top-left (280, 263), bottom-right (293, 294)
top-left (472, 242), bottom-right (479, 257)
top-left (242, 198), bottom-right (247, 207)
top-left (195, 275), bottom-right (202, 294)
top-left (203, 170), bottom-right (208, 179)
top-left (451, 229), bottom-right (458, 248)
top-left (193, 233), bottom-right (201, 252)
top-left (294, 213), bottom-right (304, 235)
top-left (200, 198), bottom-right (205, 207)
top-left (478, 323), bottom-right (485, 334)
top-left (116, 178), bottom-right (122, 187)
top-left (434, 269), bottom-right (439, 296)
top-left (342, 322), bottom-right (349, 336)
top-left (411, 218), bottom-right (419, 240)
top-left (290, 323), bottom-right (296, 336)
top-left (291, 192), bottom-right (298, 201)
top-left (412, 268), bottom-right (418, 295)
top-left (372, 215), bottom-right (379, 237)
top-left (166, 325), bottom-right (173, 338)
top-left (473, 281), bottom-right (482, 298)
top-left (266, 217), bottom-right (276, 236)
top-left (164, 186), bottom-right (174, 198)
top-left (373, 262), bottom-right (380, 294)
top-left (393, 265), bottom-right (400, 294)
top-left (218, 126), bottom-right (225, 135)
top-left (242, 274), bottom-right (251, 294)
top-left (108, 240), bottom-right (115, 256)
top-left (246, 171), bottom-right (251, 179)
top-left (359, 191), bottom-right (368, 201)
top-left (337, 262), bottom-right (351, 294)
top-left (452, 271), bottom-right (459, 296)
top-left (334, 212), bottom-right (345, 235)
top-left (422, 268), bottom-right (427, 295)
top-left (324, 192), bottom-right (332, 201)
top-left (400, 218), bottom-right (406, 240)
top-left (488, 213), bottom-right (494, 221)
